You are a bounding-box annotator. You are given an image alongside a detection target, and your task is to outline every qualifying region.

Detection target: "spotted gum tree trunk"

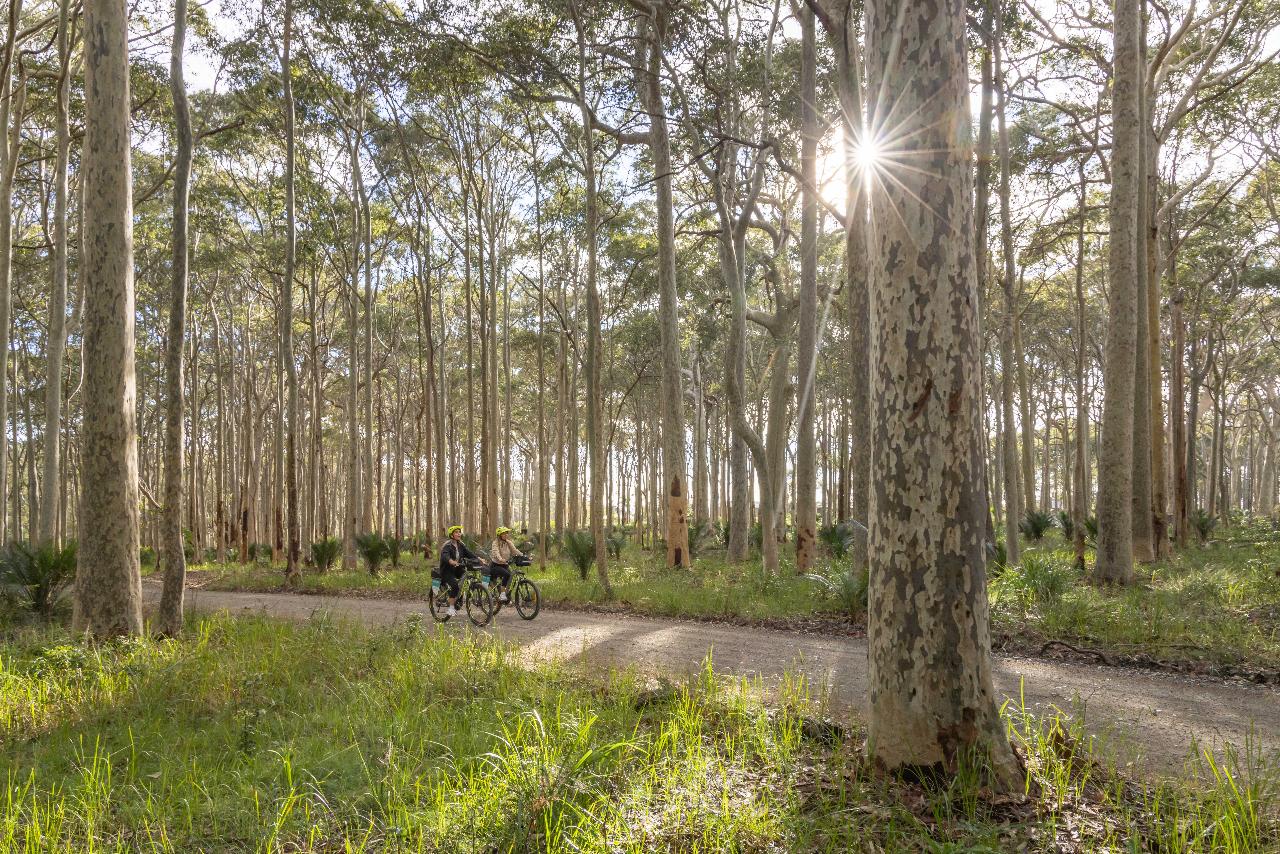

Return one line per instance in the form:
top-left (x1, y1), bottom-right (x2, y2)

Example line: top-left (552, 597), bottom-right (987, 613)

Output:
top-left (74, 0), bottom-right (143, 637)
top-left (864, 0), bottom-right (1018, 784)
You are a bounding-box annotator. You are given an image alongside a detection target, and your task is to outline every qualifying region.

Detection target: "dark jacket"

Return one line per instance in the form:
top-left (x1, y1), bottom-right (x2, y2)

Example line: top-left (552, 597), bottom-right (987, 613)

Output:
top-left (439, 538), bottom-right (477, 570)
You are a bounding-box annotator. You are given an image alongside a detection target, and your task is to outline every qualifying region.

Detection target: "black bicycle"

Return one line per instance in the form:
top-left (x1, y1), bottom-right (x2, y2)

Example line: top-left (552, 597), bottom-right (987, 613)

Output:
top-left (491, 553), bottom-right (541, 620)
top-left (429, 559), bottom-right (494, 627)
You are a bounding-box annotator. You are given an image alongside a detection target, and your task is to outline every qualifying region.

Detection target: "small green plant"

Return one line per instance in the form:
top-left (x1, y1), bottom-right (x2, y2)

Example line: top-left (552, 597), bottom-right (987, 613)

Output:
top-left (687, 520), bottom-right (713, 561)
top-left (804, 566), bottom-right (869, 619)
top-left (354, 533), bottom-right (390, 576)
top-left (248, 543), bottom-right (272, 565)
top-left (310, 537), bottom-right (341, 573)
top-left (0, 541), bottom-right (77, 620)
top-left (987, 538), bottom-right (1008, 575)
top-left (1058, 510), bottom-right (1075, 541)
top-left (605, 528), bottom-right (628, 560)
top-left (1083, 516), bottom-right (1099, 549)
top-left (387, 536), bottom-right (404, 568)
top-left (817, 520), bottom-right (859, 559)
top-left (1019, 509), bottom-right (1056, 541)
top-left (561, 530), bottom-right (596, 580)
top-left (139, 546), bottom-right (157, 567)
top-left (1192, 508), bottom-right (1217, 544)
top-left (1004, 552), bottom-right (1073, 607)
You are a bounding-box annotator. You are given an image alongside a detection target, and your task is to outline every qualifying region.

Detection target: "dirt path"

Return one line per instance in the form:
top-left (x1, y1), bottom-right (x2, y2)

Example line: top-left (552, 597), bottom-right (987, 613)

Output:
top-left (144, 584), bottom-right (1280, 777)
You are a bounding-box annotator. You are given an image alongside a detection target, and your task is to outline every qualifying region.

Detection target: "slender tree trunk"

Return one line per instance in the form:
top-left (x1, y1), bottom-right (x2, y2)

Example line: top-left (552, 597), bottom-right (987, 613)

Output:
top-left (0, 1), bottom-right (24, 548)
top-left (343, 121), bottom-right (363, 570)
top-left (41, 0), bottom-right (72, 546)
top-left (636, 9), bottom-right (691, 568)
top-left (575, 14), bottom-right (611, 593)
top-left (1130, 33), bottom-right (1154, 562)
top-left (281, 0), bottom-right (301, 582)
top-left (1073, 166), bottom-right (1089, 571)
top-left (1095, 0), bottom-right (1142, 584)
top-left (864, 0), bottom-right (1018, 783)
top-left (74, 0), bottom-right (143, 636)
top-left (994, 28), bottom-right (1021, 565)
top-left (158, 0), bottom-right (193, 635)
top-left (1145, 124), bottom-right (1169, 557)
top-left (795, 4), bottom-right (819, 573)
top-left (1171, 293), bottom-right (1187, 546)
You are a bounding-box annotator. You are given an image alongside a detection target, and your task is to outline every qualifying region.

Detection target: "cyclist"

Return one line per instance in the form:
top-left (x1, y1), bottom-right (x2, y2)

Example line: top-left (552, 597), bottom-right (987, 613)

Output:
top-left (438, 525), bottom-right (478, 617)
top-left (488, 526), bottom-right (519, 603)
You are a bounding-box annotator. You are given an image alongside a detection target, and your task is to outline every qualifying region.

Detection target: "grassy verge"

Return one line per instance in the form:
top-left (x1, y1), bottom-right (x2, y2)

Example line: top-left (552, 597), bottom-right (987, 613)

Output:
top-left (2, 614), bottom-right (1276, 851)
top-left (991, 529), bottom-right (1280, 673)
top-left (192, 525), bottom-right (1280, 671)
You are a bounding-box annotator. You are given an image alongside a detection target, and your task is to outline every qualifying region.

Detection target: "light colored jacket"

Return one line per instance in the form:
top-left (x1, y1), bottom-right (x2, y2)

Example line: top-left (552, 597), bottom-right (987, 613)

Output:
top-left (489, 537), bottom-right (520, 565)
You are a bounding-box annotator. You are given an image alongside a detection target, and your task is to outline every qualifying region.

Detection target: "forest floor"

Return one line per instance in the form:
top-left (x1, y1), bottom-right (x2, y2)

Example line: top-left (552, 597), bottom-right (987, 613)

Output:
top-left (140, 579), bottom-right (1280, 781)
top-left (8, 611), bottom-right (1277, 851)
top-left (191, 528), bottom-right (1280, 682)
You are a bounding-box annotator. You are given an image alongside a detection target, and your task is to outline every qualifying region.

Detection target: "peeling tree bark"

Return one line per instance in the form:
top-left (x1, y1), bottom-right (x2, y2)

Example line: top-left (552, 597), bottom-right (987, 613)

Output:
top-left (74, 0), bottom-right (143, 637)
top-left (864, 0), bottom-right (1018, 785)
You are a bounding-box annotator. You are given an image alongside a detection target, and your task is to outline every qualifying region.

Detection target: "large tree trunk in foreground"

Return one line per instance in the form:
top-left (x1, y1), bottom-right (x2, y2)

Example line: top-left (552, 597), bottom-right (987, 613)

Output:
top-left (1095, 0), bottom-right (1141, 585)
top-left (158, 0), bottom-right (194, 636)
top-left (74, 0), bottom-right (143, 637)
top-left (864, 0), bottom-right (1018, 784)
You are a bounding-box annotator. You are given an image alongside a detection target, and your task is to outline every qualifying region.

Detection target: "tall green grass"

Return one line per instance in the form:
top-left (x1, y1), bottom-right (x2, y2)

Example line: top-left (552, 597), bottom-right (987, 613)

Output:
top-left (0, 616), bottom-right (1274, 851)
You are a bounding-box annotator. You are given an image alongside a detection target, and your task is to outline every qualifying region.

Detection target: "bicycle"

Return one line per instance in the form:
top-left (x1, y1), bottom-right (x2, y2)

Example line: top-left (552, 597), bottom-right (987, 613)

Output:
top-left (490, 553), bottom-right (541, 621)
top-left (429, 559), bottom-right (494, 627)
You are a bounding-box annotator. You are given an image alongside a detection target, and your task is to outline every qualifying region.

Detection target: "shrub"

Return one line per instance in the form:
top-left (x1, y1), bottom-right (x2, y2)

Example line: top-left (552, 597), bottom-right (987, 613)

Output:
top-left (311, 537), bottom-right (341, 572)
top-left (605, 528), bottom-right (628, 560)
top-left (139, 546), bottom-right (157, 567)
top-left (1192, 508), bottom-right (1217, 544)
top-left (804, 566), bottom-right (869, 619)
top-left (1019, 509), bottom-right (1056, 541)
top-left (1003, 553), bottom-right (1073, 607)
top-left (987, 538), bottom-right (1009, 575)
top-left (561, 530), bottom-right (596, 580)
top-left (0, 541), bottom-right (77, 620)
top-left (1058, 510), bottom-right (1075, 541)
top-left (355, 533), bottom-right (390, 576)
top-left (687, 520), bottom-right (713, 561)
top-left (817, 520), bottom-right (859, 559)
top-left (1083, 516), bottom-right (1099, 549)
top-left (248, 543), bottom-right (272, 565)
top-left (387, 536), bottom-right (404, 568)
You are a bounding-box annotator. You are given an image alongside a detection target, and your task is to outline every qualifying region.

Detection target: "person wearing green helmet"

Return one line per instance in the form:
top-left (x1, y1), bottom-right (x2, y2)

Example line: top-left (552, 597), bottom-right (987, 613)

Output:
top-left (488, 526), bottom-right (519, 603)
top-left (438, 525), bottom-right (477, 617)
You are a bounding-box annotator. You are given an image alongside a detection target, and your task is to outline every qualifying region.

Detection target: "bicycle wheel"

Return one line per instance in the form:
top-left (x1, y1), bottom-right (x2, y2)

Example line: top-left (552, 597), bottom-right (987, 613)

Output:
top-left (514, 578), bottom-right (541, 620)
top-left (466, 583), bottom-right (494, 627)
top-left (427, 586), bottom-right (451, 623)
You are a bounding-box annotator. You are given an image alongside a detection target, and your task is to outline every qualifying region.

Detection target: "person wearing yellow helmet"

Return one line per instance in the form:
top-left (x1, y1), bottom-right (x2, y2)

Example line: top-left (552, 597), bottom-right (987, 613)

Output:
top-left (488, 525), bottom-right (518, 603)
top-left (437, 525), bottom-right (477, 617)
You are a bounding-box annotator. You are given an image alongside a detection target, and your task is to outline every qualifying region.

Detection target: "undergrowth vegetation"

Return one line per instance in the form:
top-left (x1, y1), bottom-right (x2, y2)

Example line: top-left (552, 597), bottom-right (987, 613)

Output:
top-left (0, 615), bottom-right (1274, 852)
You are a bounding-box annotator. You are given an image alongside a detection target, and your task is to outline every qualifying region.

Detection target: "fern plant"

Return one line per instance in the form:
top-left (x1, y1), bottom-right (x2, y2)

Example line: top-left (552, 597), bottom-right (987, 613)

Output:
top-left (687, 520), bottom-right (712, 561)
top-left (561, 530), bottom-right (596, 580)
top-left (0, 541), bottom-right (77, 620)
top-left (1057, 510), bottom-right (1075, 541)
top-left (310, 537), bottom-right (340, 573)
top-left (1018, 509), bottom-right (1056, 541)
top-left (818, 520), bottom-right (859, 559)
top-left (354, 533), bottom-right (390, 576)
top-left (1192, 508), bottom-right (1217, 544)
top-left (605, 528), bottom-right (628, 560)
top-left (1083, 516), bottom-right (1099, 549)
top-left (804, 566), bottom-right (869, 619)
top-left (387, 536), bottom-right (404, 568)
